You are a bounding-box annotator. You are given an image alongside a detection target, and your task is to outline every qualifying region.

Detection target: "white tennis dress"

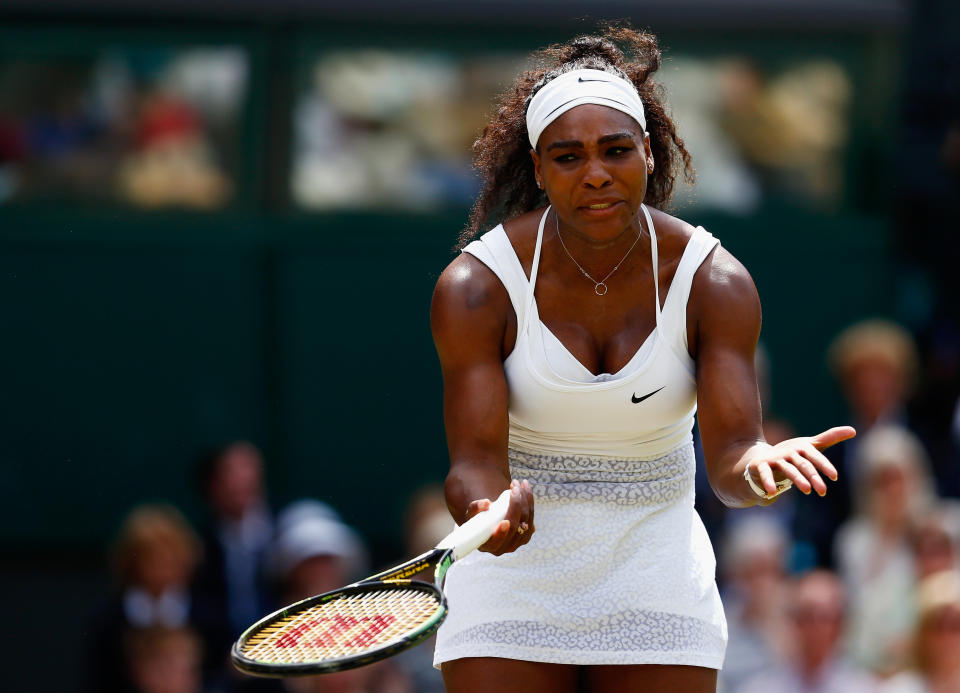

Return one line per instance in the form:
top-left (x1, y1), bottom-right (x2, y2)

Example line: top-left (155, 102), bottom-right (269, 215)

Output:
top-left (433, 205), bottom-right (727, 669)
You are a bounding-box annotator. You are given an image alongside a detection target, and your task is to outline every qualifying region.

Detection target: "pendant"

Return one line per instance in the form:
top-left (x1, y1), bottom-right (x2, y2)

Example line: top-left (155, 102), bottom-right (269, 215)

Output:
top-left (594, 282), bottom-right (608, 296)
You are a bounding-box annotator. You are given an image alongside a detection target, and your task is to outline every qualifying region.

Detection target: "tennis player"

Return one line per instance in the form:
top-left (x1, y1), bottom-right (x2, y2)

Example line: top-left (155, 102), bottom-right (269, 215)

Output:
top-left (429, 26), bottom-right (855, 692)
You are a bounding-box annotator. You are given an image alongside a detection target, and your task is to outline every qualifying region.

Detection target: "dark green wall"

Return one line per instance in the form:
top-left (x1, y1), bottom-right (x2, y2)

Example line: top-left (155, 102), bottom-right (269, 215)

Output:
top-left (0, 206), bottom-right (891, 558)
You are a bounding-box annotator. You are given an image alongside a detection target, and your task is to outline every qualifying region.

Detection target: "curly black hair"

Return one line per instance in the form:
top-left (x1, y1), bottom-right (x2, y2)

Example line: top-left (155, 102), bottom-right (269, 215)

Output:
top-left (458, 25), bottom-right (694, 249)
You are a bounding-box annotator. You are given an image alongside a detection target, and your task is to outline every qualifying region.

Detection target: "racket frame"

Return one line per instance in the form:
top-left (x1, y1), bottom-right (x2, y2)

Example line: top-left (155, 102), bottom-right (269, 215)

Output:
top-left (231, 547), bottom-right (455, 676)
top-left (231, 488), bottom-right (510, 677)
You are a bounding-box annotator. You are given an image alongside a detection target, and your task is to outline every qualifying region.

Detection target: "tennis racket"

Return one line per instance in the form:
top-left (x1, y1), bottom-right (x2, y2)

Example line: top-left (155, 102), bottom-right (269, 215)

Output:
top-left (231, 488), bottom-right (512, 677)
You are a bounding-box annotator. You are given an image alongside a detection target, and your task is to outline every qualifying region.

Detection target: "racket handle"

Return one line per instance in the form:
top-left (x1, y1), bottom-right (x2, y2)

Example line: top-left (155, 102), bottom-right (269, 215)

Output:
top-left (437, 488), bottom-right (513, 560)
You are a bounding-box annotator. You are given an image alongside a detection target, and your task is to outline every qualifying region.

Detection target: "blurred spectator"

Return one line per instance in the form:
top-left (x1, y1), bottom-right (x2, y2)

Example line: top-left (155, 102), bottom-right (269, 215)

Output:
top-left (795, 320), bottom-right (921, 568)
top-left (269, 501), bottom-right (409, 693)
top-left (118, 87), bottom-right (232, 209)
top-left (737, 570), bottom-right (876, 693)
top-left (829, 320), bottom-right (919, 439)
top-left (912, 503), bottom-right (960, 580)
top-left (717, 515), bottom-right (790, 693)
top-left (882, 570), bottom-right (960, 693)
top-left (834, 426), bottom-right (936, 676)
top-left (716, 58), bottom-right (851, 208)
top-left (270, 500), bottom-right (367, 603)
top-left (125, 626), bottom-right (204, 693)
top-left (83, 504), bottom-right (202, 693)
top-left (191, 441), bottom-right (275, 691)
top-left (0, 49), bottom-right (243, 208)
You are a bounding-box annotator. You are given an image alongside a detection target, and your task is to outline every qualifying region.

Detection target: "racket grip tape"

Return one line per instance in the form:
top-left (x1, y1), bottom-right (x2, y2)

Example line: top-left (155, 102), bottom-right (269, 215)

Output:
top-left (437, 488), bottom-right (513, 560)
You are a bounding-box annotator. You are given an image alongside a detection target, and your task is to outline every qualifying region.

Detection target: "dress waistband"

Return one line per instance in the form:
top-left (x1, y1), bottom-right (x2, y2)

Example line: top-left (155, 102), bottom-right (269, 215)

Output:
top-left (508, 445), bottom-right (694, 506)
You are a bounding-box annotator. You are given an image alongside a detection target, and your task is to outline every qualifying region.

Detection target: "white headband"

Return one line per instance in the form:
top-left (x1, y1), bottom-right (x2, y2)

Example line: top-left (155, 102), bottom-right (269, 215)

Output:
top-left (526, 68), bottom-right (647, 148)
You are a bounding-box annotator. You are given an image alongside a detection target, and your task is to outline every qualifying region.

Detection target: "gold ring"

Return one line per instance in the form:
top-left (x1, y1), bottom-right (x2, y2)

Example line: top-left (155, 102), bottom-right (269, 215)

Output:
top-left (517, 523), bottom-right (528, 535)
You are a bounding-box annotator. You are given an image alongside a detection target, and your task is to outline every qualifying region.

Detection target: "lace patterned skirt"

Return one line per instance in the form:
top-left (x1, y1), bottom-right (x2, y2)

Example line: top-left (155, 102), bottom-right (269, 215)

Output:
top-left (433, 445), bottom-right (727, 669)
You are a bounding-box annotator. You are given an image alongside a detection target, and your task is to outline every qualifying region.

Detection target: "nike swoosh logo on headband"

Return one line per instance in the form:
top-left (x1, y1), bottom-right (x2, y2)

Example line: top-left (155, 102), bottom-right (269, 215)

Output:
top-left (543, 95), bottom-right (634, 119)
top-left (578, 77), bottom-right (612, 83)
top-left (631, 387), bottom-right (664, 404)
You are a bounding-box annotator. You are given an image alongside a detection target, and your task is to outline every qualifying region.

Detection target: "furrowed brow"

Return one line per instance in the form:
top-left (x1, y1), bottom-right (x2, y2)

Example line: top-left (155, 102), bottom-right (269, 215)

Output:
top-left (597, 132), bottom-right (635, 145)
top-left (546, 132), bottom-right (635, 151)
top-left (546, 139), bottom-right (583, 152)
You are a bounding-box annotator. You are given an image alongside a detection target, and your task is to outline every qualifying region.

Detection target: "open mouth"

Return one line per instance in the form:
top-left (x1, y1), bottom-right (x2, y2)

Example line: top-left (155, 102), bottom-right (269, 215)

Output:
top-left (580, 200), bottom-right (623, 213)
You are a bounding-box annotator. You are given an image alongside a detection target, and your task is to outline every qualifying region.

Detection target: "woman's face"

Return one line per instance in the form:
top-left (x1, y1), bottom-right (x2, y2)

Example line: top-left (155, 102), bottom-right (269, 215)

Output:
top-left (531, 104), bottom-right (653, 242)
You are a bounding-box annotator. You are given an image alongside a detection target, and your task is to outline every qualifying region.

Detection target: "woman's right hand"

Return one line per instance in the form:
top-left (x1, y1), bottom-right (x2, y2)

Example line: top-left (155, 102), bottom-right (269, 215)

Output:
top-left (466, 479), bottom-right (535, 555)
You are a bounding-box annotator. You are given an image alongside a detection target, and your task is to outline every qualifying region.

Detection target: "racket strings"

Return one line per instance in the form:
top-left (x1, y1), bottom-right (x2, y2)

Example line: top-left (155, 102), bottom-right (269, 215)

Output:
top-left (240, 588), bottom-right (442, 664)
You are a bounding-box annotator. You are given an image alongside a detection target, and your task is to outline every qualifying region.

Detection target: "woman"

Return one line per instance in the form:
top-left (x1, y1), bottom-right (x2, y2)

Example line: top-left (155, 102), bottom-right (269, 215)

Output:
top-left (882, 570), bottom-right (960, 693)
top-left (430, 27), bottom-right (854, 692)
top-left (83, 504), bottom-right (202, 693)
top-left (835, 425), bottom-right (936, 675)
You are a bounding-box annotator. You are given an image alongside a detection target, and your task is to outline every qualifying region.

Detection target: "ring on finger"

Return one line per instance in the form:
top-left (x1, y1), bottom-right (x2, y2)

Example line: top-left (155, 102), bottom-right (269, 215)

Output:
top-left (517, 522), bottom-right (529, 535)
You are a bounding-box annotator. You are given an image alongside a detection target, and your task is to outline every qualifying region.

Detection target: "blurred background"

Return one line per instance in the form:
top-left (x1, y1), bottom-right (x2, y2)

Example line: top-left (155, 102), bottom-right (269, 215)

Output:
top-left (1, 0), bottom-right (958, 691)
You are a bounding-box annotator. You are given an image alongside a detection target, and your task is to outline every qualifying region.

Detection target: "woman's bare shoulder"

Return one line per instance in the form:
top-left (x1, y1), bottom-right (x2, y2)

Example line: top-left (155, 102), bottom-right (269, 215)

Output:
top-left (689, 235), bottom-right (760, 346)
top-left (431, 251), bottom-right (512, 363)
top-left (434, 252), bottom-right (507, 313)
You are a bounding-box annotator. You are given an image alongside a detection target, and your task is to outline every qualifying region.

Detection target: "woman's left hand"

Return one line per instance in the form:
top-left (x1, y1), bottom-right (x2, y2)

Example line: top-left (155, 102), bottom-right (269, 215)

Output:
top-left (744, 426), bottom-right (856, 499)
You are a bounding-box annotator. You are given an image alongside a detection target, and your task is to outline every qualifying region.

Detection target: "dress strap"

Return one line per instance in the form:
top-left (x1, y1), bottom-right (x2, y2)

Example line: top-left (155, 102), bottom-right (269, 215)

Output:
top-left (640, 204), bottom-right (661, 328)
top-left (523, 206), bottom-right (550, 335)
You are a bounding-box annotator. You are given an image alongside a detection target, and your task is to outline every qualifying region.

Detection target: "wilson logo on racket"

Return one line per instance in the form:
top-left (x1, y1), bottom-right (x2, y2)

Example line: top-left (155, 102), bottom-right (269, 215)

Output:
top-left (276, 614), bottom-right (397, 649)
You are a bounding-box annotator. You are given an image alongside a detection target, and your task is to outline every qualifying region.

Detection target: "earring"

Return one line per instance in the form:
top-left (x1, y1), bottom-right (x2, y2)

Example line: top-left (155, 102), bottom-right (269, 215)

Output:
top-left (536, 180), bottom-right (542, 189)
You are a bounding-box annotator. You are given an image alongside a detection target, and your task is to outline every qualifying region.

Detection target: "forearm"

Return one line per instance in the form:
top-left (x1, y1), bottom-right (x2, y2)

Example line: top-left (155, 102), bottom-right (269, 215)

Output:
top-left (444, 459), bottom-right (512, 523)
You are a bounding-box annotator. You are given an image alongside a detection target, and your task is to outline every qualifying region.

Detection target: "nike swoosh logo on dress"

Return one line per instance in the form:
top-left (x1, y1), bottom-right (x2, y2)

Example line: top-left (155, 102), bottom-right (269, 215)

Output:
top-left (631, 387), bottom-right (665, 404)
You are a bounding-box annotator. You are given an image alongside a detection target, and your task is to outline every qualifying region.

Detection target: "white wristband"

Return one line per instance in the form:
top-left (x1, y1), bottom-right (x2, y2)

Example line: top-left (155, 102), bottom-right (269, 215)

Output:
top-left (744, 465), bottom-right (793, 500)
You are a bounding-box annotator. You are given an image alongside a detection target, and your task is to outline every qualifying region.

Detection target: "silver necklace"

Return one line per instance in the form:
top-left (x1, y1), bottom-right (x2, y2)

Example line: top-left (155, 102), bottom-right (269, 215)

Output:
top-left (555, 211), bottom-right (642, 296)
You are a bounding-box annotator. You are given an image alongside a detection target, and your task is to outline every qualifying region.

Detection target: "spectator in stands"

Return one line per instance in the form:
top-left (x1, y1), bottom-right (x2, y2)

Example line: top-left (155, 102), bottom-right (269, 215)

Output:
top-left (270, 500), bottom-right (410, 693)
top-left (912, 503), bottom-right (960, 580)
top-left (737, 570), bottom-right (876, 693)
top-left (829, 319), bottom-right (919, 437)
top-left (795, 319), bottom-right (921, 567)
top-left (125, 626), bottom-right (204, 693)
top-left (882, 570), bottom-right (960, 693)
top-left (83, 504), bottom-right (202, 693)
top-left (191, 440), bottom-right (275, 686)
top-left (835, 425), bottom-right (936, 676)
top-left (717, 515), bottom-right (791, 692)
top-left (270, 500), bottom-right (367, 603)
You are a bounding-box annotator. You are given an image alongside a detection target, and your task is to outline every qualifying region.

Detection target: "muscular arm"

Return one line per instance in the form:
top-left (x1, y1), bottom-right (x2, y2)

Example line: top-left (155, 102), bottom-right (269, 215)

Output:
top-left (692, 247), bottom-right (854, 507)
top-left (431, 253), bottom-right (534, 552)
